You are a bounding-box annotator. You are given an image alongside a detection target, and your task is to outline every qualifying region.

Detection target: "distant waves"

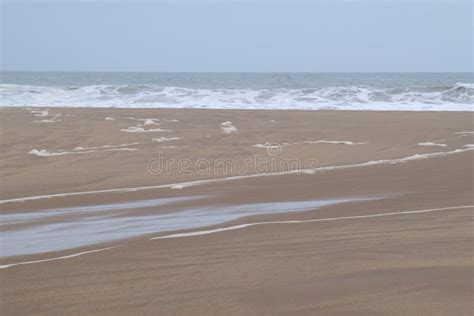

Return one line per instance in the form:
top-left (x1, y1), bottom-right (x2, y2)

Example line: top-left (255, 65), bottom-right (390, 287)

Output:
top-left (1, 83), bottom-right (473, 111)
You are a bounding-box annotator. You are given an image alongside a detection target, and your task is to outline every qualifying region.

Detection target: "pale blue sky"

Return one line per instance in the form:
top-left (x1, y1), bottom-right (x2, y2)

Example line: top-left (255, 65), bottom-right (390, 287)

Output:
top-left (1, 0), bottom-right (472, 72)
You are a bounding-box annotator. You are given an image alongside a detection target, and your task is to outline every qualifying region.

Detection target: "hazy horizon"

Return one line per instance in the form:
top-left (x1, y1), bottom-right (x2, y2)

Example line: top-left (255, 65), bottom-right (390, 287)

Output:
top-left (2, 70), bottom-right (473, 74)
top-left (1, 0), bottom-right (473, 72)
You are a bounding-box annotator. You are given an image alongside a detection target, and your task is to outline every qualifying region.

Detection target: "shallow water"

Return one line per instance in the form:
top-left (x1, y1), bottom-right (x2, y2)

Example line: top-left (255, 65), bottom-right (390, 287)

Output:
top-left (0, 195), bottom-right (376, 257)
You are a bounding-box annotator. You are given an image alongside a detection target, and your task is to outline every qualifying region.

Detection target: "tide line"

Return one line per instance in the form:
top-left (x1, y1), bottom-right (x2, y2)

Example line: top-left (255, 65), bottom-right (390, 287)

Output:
top-left (253, 140), bottom-right (368, 149)
top-left (152, 205), bottom-right (473, 239)
top-left (1, 206), bottom-right (471, 268)
top-left (1, 147), bottom-right (473, 204)
top-left (0, 246), bottom-right (119, 270)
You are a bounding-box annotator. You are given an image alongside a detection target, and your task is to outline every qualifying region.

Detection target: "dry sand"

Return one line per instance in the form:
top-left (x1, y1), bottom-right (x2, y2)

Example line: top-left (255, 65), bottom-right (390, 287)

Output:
top-left (0, 108), bottom-right (473, 315)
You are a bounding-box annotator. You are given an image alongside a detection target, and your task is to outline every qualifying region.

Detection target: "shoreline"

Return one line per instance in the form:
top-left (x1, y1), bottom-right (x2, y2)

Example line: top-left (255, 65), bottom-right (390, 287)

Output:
top-left (3, 105), bottom-right (474, 112)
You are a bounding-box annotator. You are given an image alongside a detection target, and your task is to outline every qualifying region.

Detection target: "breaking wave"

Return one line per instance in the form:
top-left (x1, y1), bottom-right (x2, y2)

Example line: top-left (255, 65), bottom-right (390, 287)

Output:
top-left (1, 83), bottom-right (473, 111)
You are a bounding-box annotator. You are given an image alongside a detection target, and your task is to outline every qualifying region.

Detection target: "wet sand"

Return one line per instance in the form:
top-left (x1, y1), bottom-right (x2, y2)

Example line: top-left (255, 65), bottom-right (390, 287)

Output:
top-left (0, 108), bottom-right (473, 315)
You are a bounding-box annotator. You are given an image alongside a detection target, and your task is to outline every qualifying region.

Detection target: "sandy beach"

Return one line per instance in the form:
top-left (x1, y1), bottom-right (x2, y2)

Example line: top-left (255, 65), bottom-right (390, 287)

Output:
top-left (3, 0), bottom-right (473, 313)
top-left (0, 108), bottom-right (473, 315)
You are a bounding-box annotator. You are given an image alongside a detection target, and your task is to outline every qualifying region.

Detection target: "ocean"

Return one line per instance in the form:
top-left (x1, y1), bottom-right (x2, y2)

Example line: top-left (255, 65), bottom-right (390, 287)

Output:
top-left (1, 72), bottom-right (472, 111)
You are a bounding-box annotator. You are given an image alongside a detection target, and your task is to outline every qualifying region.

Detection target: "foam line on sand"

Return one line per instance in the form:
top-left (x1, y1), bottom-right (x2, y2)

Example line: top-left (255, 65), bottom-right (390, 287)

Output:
top-left (121, 126), bottom-right (170, 133)
top-left (30, 109), bottom-right (49, 117)
top-left (34, 119), bottom-right (61, 123)
top-left (221, 121), bottom-right (238, 134)
top-left (73, 142), bottom-right (141, 151)
top-left (126, 117), bottom-right (160, 125)
top-left (153, 137), bottom-right (181, 143)
top-left (28, 147), bottom-right (137, 157)
top-left (2, 206), bottom-right (470, 268)
top-left (152, 205), bottom-right (474, 239)
top-left (0, 246), bottom-right (118, 270)
top-left (2, 147), bottom-right (473, 204)
top-left (253, 140), bottom-right (368, 148)
top-left (418, 142), bottom-right (447, 147)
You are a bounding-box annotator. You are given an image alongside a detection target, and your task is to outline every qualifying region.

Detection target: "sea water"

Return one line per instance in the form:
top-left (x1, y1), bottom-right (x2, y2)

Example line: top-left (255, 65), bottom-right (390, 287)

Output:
top-left (1, 72), bottom-right (472, 110)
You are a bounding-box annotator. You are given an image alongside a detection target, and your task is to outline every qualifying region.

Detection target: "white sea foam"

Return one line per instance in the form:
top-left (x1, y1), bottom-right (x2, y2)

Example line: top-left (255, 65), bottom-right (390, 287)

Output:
top-left (142, 118), bottom-right (160, 125)
top-left (171, 184), bottom-right (185, 189)
top-left (127, 118), bottom-right (160, 125)
top-left (0, 247), bottom-right (118, 269)
top-left (28, 147), bottom-right (137, 157)
top-left (464, 144), bottom-right (474, 148)
top-left (35, 117), bottom-right (62, 123)
top-left (34, 119), bottom-right (58, 123)
top-left (221, 121), bottom-right (238, 134)
top-left (2, 83), bottom-right (473, 111)
top-left (165, 149), bottom-right (473, 190)
top-left (30, 109), bottom-right (49, 117)
top-left (29, 149), bottom-right (80, 157)
top-left (29, 109), bottom-right (64, 123)
top-left (4, 147), bottom-right (472, 204)
top-left (73, 142), bottom-right (141, 151)
top-left (121, 126), bottom-right (170, 133)
top-left (254, 140), bottom-right (368, 148)
top-left (105, 117), bottom-right (115, 121)
top-left (152, 137), bottom-right (181, 143)
top-left (418, 142), bottom-right (447, 147)
top-left (108, 148), bottom-right (137, 151)
top-left (253, 143), bottom-right (281, 149)
top-left (304, 140), bottom-right (368, 145)
top-left (153, 205), bottom-right (473, 239)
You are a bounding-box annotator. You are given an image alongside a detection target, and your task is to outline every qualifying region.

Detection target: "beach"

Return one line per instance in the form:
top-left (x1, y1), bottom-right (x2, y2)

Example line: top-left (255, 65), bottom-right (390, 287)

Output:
top-left (0, 107), bottom-right (473, 314)
top-left (2, 0), bottom-right (473, 311)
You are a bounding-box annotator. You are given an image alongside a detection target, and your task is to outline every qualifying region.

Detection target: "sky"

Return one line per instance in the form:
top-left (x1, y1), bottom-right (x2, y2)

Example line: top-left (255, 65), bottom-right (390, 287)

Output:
top-left (1, 0), bottom-right (472, 72)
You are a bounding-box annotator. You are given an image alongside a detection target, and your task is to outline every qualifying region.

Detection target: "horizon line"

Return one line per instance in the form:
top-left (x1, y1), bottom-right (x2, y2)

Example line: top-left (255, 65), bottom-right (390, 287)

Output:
top-left (2, 70), bottom-right (473, 74)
